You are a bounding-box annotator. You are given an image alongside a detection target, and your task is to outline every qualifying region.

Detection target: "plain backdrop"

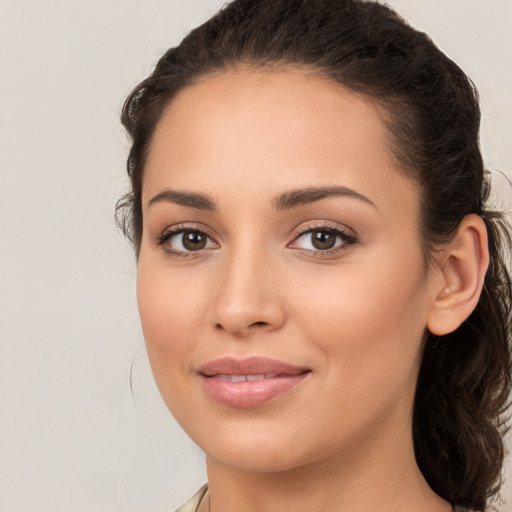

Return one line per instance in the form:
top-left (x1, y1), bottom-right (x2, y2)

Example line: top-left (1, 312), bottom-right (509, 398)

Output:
top-left (0, 1), bottom-right (510, 511)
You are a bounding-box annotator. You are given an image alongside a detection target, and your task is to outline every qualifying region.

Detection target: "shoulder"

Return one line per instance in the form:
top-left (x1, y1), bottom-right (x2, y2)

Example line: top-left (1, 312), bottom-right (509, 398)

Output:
top-left (174, 484), bottom-right (208, 512)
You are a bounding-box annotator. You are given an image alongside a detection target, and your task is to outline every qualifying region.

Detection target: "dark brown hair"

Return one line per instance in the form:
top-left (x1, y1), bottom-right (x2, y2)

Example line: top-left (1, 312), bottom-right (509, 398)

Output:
top-left (116, 1), bottom-right (512, 510)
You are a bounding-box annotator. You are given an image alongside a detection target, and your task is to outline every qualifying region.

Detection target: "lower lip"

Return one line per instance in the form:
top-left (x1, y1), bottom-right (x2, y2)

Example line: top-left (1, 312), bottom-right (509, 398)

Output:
top-left (199, 373), bottom-right (309, 408)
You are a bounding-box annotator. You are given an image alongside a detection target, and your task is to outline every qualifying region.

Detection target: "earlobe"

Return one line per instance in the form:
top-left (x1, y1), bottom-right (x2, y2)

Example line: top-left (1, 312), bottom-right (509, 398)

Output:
top-left (427, 214), bottom-right (489, 336)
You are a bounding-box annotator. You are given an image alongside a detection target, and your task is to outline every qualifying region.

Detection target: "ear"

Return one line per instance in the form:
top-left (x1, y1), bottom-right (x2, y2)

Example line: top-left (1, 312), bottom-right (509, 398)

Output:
top-left (427, 214), bottom-right (489, 336)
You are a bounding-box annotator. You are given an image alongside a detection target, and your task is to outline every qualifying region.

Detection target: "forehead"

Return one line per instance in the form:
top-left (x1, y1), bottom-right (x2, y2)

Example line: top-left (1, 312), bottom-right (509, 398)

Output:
top-left (143, 68), bottom-right (418, 222)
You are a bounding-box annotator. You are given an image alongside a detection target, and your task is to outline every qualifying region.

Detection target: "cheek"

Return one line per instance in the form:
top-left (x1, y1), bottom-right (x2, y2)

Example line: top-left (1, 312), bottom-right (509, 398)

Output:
top-left (136, 263), bottom-right (220, 434)
top-left (292, 248), bottom-right (429, 394)
top-left (136, 260), bottom-right (206, 390)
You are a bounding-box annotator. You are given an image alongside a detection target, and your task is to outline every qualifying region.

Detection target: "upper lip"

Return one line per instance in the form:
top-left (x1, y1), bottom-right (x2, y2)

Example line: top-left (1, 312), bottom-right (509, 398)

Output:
top-left (198, 356), bottom-right (310, 376)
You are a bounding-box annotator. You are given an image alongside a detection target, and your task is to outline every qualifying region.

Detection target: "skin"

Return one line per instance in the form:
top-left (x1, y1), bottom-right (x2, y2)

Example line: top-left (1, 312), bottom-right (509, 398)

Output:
top-left (137, 69), bottom-right (486, 512)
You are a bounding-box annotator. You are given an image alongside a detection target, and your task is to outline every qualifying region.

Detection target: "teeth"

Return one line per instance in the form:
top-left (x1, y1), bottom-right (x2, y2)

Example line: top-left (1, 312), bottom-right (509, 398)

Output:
top-left (246, 374), bottom-right (265, 381)
top-left (211, 373), bottom-right (280, 382)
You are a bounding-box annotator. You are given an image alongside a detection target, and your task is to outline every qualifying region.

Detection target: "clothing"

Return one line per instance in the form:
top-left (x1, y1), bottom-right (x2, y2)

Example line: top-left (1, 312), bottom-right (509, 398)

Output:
top-left (174, 484), bottom-right (208, 512)
top-left (173, 484), bottom-right (479, 512)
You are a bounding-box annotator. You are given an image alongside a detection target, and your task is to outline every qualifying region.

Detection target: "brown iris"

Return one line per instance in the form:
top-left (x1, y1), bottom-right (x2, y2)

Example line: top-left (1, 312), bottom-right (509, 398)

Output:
top-left (182, 231), bottom-right (207, 250)
top-left (311, 229), bottom-right (337, 250)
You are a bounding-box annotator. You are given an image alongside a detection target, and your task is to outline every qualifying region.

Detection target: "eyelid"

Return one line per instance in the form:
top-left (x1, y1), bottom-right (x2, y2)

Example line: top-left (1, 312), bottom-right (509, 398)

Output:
top-left (157, 222), bottom-right (218, 241)
top-left (156, 223), bottom-right (219, 257)
top-left (288, 221), bottom-right (358, 255)
top-left (289, 220), bottom-right (356, 241)
top-left (155, 220), bottom-right (358, 258)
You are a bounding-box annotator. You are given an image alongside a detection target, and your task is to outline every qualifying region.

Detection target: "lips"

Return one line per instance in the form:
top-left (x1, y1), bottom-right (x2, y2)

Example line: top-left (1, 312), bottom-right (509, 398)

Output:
top-left (210, 373), bottom-right (280, 382)
top-left (198, 357), bottom-right (310, 408)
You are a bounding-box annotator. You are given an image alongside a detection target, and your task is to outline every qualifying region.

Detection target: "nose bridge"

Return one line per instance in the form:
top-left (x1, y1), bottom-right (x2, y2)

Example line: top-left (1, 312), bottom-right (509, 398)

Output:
top-left (210, 237), bottom-right (285, 336)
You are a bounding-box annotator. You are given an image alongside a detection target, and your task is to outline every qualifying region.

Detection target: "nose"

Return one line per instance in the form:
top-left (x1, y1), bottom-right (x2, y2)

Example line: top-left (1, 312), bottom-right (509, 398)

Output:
top-left (209, 246), bottom-right (286, 338)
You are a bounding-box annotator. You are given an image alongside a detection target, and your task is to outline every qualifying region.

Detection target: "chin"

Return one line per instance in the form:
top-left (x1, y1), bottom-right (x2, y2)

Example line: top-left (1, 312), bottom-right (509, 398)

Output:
top-left (186, 418), bottom-right (331, 474)
top-left (206, 442), bottom-right (311, 474)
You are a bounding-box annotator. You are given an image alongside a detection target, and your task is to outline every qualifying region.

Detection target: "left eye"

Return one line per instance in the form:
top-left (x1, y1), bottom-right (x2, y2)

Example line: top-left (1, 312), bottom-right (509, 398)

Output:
top-left (292, 228), bottom-right (352, 251)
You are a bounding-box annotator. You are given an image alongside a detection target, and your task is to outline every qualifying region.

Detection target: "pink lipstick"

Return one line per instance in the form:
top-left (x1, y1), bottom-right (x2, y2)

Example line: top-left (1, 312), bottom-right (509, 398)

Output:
top-left (198, 357), bottom-right (310, 408)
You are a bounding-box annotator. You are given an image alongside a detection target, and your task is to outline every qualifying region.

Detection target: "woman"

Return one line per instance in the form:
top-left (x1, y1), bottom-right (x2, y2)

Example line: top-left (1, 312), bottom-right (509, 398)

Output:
top-left (116, 0), bottom-right (512, 511)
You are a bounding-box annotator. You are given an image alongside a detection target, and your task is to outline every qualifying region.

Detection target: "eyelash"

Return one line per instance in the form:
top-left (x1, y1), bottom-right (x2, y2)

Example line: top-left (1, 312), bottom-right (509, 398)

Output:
top-left (156, 222), bottom-right (358, 259)
top-left (156, 224), bottom-right (217, 259)
top-left (290, 222), bottom-right (358, 258)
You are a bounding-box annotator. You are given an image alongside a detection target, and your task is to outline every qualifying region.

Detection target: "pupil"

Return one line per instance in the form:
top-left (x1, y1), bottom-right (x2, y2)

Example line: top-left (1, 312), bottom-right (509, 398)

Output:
top-left (312, 230), bottom-right (336, 250)
top-left (183, 231), bottom-right (206, 250)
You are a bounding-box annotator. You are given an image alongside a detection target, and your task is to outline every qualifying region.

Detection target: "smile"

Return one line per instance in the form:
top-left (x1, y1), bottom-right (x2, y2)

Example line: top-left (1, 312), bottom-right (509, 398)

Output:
top-left (211, 373), bottom-right (280, 382)
top-left (198, 357), bottom-right (311, 408)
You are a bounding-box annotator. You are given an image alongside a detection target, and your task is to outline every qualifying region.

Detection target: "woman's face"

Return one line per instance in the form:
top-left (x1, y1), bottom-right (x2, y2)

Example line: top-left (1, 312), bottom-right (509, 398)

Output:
top-left (137, 69), bottom-right (439, 472)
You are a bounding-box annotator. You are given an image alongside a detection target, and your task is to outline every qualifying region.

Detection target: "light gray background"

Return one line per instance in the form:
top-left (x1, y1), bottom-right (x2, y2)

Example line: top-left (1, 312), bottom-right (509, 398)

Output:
top-left (0, 1), bottom-right (510, 511)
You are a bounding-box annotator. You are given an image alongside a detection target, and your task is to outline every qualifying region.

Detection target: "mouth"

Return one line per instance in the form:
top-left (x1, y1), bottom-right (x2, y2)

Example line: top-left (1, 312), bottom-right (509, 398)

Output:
top-left (197, 357), bottom-right (311, 408)
top-left (209, 373), bottom-right (281, 382)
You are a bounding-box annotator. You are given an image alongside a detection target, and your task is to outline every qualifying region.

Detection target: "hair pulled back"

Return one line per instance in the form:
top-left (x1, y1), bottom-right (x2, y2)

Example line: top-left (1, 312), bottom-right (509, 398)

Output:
top-left (117, 1), bottom-right (512, 509)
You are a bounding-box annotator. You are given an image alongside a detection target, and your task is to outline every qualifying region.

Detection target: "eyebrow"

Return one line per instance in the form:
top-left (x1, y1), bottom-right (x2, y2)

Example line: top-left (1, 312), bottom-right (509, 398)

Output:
top-left (147, 185), bottom-right (377, 212)
top-left (147, 189), bottom-right (218, 211)
top-left (272, 185), bottom-right (377, 211)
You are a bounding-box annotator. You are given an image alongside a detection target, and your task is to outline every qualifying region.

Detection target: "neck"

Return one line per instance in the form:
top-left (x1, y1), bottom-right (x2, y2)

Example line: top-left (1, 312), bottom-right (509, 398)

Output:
top-left (201, 417), bottom-right (452, 512)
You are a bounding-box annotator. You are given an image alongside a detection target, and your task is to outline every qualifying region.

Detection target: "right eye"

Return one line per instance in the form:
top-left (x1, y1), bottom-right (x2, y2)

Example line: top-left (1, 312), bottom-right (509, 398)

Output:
top-left (157, 228), bottom-right (217, 256)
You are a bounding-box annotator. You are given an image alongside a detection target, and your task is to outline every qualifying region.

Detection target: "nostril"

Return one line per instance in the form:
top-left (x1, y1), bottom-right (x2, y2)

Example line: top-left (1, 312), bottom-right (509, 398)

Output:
top-left (214, 320), bottom-right (269, 334)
